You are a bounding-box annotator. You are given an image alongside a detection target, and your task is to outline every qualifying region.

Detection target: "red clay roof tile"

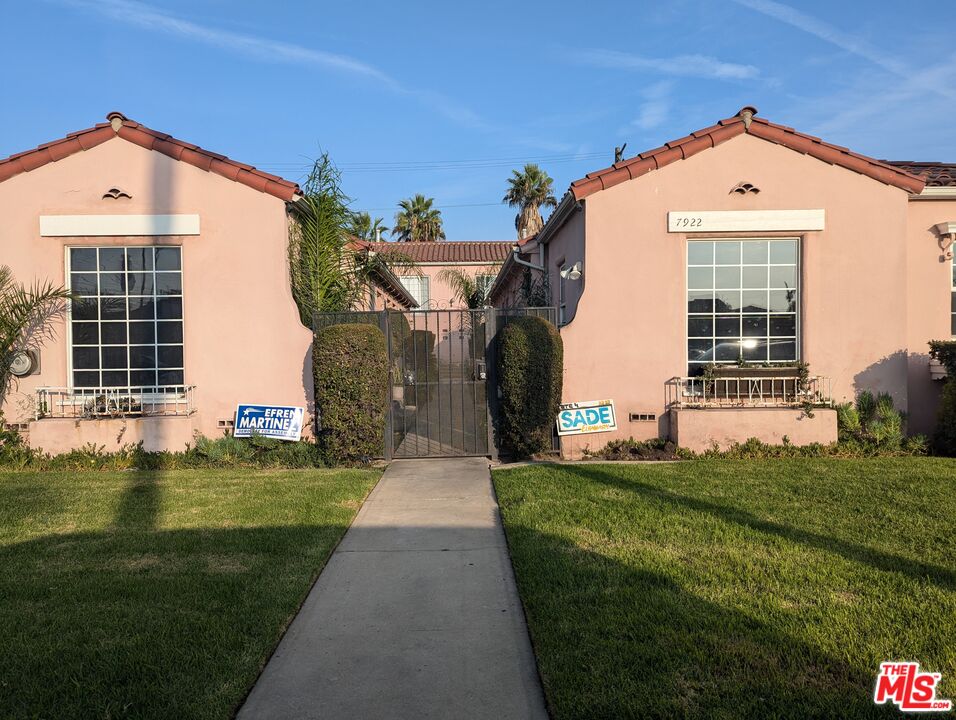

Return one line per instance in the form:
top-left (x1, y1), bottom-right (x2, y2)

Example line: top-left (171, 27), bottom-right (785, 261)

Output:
top-left (884, 161), bottom-right (956, 188)
top-left (0, 113), bottom-right (300, 201)
top-left (367, 241), bottom-right (512, 264)
top-left (569, 107), bottom-right (925, 200)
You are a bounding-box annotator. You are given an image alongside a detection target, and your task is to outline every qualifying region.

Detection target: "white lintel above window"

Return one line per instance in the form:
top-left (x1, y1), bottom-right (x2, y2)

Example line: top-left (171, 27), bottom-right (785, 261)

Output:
top-left (667, 209), bottom-right (825, 233)
top-left (39, 214), bottom-right (200, 237)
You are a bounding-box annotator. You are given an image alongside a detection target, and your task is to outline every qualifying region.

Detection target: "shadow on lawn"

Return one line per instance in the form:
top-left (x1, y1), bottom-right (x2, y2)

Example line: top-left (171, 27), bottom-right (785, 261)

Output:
top-left (0, 470), bottom-right (356, 720)
top-left (505, 519), bottom-right (901, 720)
top-left (111, 468), bottom-right (163, 531)
top-left (559, 464), bottom-right (956, 592)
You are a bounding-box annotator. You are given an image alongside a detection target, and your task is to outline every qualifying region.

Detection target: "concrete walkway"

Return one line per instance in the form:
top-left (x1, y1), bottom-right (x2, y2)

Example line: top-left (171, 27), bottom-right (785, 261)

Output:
top-left (238, 458), bottom-right (549, 720)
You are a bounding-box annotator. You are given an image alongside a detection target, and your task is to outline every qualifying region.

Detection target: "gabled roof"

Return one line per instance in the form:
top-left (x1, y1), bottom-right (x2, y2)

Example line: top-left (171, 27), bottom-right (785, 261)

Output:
top-left (570, 106), bottom-right (926, 200)
top-left (344, 237), bottom-right (418, 309)
top-left (367, 241), bottom-right (511, 264)
top-left (0, 112), bottom-right (300, 201)
top-left (884, 161), bottom-right (956, 188)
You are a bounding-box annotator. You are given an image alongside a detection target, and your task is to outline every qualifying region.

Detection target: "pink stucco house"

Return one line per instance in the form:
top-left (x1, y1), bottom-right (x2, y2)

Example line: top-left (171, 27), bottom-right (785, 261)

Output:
top-left (0, 113), bottom-right (414, 453)
top-left (367, 241), bottom-right (511, 310)
top-left (490, 106), bottom-right (956, 455)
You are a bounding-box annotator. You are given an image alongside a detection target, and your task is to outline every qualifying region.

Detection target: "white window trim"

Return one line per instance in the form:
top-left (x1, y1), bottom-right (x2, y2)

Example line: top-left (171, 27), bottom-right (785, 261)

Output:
top-left (685, 237), bottom-right (801, 371)
top-left (65, 245), bottom-right (186, 393)
top-left (951, 253), bottom-right (956, 338)
top-left (399, 275), bottom-right (430, 310)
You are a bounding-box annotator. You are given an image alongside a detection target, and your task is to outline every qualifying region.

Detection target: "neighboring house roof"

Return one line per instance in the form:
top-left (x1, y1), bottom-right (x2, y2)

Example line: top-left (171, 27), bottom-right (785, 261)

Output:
top-left (569, 106), bottom-right (926, 200)
top-left (0, 112), bottom-right (300, 201)
top-left (347, 238), bottom-right (419, 309)
top-left (884, 161), bottom-right (956, 187)
top-left (367, 241), bottom-right (512, 264)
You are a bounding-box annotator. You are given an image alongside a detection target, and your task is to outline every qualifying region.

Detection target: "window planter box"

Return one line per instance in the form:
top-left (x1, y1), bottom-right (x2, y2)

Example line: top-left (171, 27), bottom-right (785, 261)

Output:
top-left (709, 366), bottom-right (805, 401)
top-left (930, 358), bottom-right (948, 381)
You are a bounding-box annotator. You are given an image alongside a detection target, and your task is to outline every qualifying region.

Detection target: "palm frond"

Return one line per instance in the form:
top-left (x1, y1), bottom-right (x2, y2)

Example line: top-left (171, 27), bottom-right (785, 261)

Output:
top-left (502, 163), bottom-right (557, 239)
top-left (0, 266), bottom-right (71, 402)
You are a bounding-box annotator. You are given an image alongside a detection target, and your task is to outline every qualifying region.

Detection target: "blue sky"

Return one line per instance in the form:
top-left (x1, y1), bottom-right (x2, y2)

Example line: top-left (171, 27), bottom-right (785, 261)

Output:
top-left (2, 0), bottom-right (955, 239)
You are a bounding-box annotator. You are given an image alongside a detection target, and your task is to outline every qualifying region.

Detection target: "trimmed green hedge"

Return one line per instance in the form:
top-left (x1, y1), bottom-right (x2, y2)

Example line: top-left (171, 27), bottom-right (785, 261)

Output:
top-left (929, 340), bottom-right (956, 456)
top-left (313, 323), bottom-right (388, 463)
top-left (497, 316), bottom-right (563, 458)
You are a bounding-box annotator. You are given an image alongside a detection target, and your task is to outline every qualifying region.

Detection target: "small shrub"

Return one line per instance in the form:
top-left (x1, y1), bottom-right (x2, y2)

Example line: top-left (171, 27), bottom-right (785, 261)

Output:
top-left (586, 437), bottom-right (688, 461)
top-left (0, 433), bottom-right (327, 471)
top-left (497, 316), bottom-right (563, 458)
top-left (837, 390), bottom-right (906, 451)
top-left (313, 323), bottom-right (388, 463)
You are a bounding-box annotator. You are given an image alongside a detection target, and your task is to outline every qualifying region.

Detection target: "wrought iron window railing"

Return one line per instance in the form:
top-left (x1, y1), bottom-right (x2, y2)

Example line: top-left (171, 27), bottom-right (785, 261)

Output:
top-left (35, 385), bottom-right (196, 419)
top-left (666, 375), bottom-right (832, 409)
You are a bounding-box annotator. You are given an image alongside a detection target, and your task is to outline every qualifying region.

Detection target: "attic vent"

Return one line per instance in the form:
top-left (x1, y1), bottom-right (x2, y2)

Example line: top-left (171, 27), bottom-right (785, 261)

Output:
top-left (731, 182), bottom-right (760, 195)
top-left (103, 187), bottom-right (132, 200)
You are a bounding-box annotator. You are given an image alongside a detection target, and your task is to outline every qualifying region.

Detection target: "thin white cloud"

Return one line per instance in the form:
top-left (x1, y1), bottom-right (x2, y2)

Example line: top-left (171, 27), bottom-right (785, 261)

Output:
top-left (731, 0), bottom-right (955, 99)
top-left (55, 0), bottom-right (491, 129)
top-left (630, 81), bottom-right (673, 131)
top-left (574, 48), bottom-right (759, 80)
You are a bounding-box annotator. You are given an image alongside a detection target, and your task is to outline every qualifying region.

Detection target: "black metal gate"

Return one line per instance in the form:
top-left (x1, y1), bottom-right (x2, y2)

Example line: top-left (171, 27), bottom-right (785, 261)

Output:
top-left (315, 307), bottom-right (555, 459)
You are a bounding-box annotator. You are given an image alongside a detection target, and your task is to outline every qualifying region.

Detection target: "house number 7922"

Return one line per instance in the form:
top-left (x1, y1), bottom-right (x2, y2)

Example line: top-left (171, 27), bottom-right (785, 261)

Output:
top-left (675, 216), bottom-right (703, 228)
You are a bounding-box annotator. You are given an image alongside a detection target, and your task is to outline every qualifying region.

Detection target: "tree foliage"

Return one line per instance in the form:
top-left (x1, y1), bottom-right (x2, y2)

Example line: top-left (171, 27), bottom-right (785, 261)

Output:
top-left (497, 315), bottom-right (563, 457)
top-left (313, 323), bottom-right (388, 463)
top-left (393, 194), bottom-right (445, 242)
top-left (503, 163), bottom-right (557, 239)
top-left (436, 265), bottom-right (501, 309)
top-left (288, 155), bottom-right (416, 324)
top-left (0, 265), bottom-right (71, 404)
top-left (347, 211), bottom-right (389, 242)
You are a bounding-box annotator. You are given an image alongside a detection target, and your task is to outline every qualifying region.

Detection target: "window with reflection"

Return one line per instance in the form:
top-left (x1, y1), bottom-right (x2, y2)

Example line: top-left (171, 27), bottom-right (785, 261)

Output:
top-left (68, 247), bottom-right (184, 389)
top-left (687, 239), bottom-right (799, 375)
top-left (951, 256), bottom-right (956, 336)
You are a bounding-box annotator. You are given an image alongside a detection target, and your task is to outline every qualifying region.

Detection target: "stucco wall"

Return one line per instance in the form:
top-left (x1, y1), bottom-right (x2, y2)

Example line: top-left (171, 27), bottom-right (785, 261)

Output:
top-left (0, 137), bottom-right (314, 448)
top-left (551, 133), bottom-right (941, 455)
top-left (904, 198), bottom-right (956, 434)
top-left (397, 263), bottom-right (501, 310)
top-left (670, 407), bottom-right (838, 453)
top-left (28, 416), bottom-right (197, 454)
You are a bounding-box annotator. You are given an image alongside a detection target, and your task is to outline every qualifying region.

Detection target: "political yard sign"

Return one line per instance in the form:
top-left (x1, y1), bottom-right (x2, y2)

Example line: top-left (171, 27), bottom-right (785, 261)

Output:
top-left (234, 404), bottom-right (305, 441)
top-left (556, 399), bottom-right (617, 436)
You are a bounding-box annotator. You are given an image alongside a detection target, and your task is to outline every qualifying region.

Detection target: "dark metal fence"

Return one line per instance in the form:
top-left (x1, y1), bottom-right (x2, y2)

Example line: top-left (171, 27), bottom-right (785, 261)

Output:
top-left (314, 307), bottom-right (556, 459)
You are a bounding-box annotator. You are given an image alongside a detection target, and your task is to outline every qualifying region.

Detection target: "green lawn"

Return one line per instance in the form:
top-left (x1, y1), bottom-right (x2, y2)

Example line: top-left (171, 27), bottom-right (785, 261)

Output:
top-left (0, 467), bottom-right (379, 719)
top-left (493, 459), bottom-right (956, 720)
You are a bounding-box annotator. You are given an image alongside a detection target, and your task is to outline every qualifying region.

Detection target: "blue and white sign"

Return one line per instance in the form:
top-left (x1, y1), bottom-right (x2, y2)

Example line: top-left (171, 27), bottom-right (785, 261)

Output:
top-left (556, 399), bottom-right (617, 436)
top-left (234, 404), bottom-right (305, 441)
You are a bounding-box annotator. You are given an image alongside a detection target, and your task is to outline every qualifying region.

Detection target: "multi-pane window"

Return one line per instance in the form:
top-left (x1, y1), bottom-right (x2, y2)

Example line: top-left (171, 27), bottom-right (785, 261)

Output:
top-left (687, 239), bottom-right (799, 374)
top-left (951, 256), bottom-right (956, 336)
top-left (68, 247), bottom-right (185, 389)
top-left (400, 275), bottom-right (430, 309)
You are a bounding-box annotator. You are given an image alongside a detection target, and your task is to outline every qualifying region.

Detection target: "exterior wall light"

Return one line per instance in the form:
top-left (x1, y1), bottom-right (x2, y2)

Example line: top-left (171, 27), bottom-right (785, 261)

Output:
top-left (935, 222), bottom-right (956, 260)
top-left (561, 262), bottom-right (583, 281)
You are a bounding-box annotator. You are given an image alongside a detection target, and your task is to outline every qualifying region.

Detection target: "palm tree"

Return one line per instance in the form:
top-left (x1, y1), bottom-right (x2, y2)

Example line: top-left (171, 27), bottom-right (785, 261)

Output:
top-left (348, 211), bottom-right (390, 242)
top-left (393, 194), bottom-right (445, 242)
top-left (503, 163), bottom-right (557, 239)
top-left (436, 266), bottom-right (501, 309)
top-left (288, 154), bottom-right (415, 324)
top-left (0, 265), bottom-right (71, 404)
